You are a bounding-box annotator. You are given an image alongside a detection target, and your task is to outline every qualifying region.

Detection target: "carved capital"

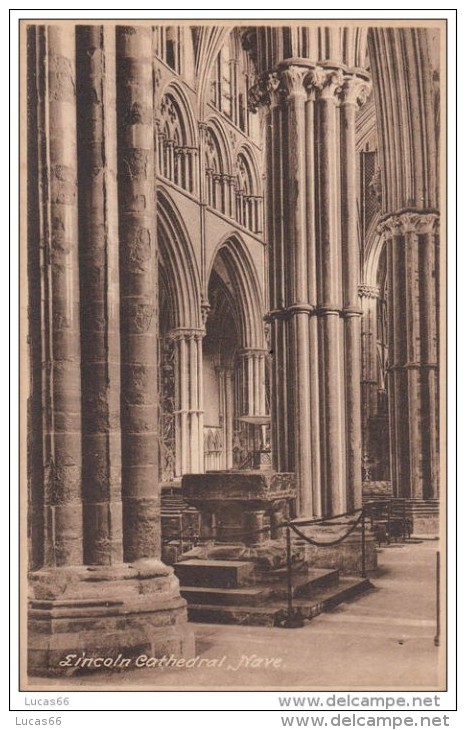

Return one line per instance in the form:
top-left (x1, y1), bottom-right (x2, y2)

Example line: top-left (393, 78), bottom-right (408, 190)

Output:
top-left (280, 65), bottom-right (308, 100)
top-left (358, 284), bottom-right (380, 299)
top-left (307, 66), bottom-right (345, 100)
top-left (339, 73), bottom-right (372, 107)
top-left (248, 72), bottom-right (282, 111)
top-left (379, 211), bottom-right (440, 237)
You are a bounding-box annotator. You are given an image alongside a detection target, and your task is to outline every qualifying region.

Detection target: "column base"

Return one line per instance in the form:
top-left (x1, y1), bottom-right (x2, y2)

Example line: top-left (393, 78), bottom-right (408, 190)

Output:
top-left (302, 529), bottom-right (377, 574)
top-left (28, 559), bottom-right (195, 677)
top-left (404, 499), bottom-right (440, 537)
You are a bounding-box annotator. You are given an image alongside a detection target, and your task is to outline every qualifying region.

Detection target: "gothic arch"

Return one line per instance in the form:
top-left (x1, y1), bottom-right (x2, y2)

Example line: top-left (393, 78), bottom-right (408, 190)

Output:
top-left (207, 233), bottom-right (265, 349)
top-left (235, 144), bottom-right (261, 195)
top-left (204, 116), bottom-right (233, 174)
top-left (158, 81), bottom-right (198, 146)
top-left (363, 221), bottom-right (385, 288)
top-left (157, 189), bottom-right (201, 330)
top-left (195, 26), bottom-right (231, 108)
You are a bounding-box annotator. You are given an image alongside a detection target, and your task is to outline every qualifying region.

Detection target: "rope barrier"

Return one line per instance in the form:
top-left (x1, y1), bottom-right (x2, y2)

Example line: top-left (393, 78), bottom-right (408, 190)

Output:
top-left (289, 511), bottom-right (364, 547)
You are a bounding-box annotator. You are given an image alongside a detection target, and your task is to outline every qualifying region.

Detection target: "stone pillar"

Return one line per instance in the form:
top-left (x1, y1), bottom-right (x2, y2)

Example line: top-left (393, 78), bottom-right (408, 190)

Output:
top-left (76, 25), bottom-right (123, 566)
top-left (170, 328), bottom-right (205, 476)
top-left (314, 66), bottom-right (347, 516)
top-left (339, 74), bottom-right (371, 510)
top-left (116, 26), bottom-right (160, 561)
top-left (379, 212), bottom-right (439, 499)
top-left (252, 61), bottom-right (370, 518)
top-left (237, 348), bottom-right (268, 416)
top-left (359, 284), bottom-right (381, 475)
top-left (27, 24), bottom-right (194, 677)
top-left (37, 25), bottom-right (83, 567)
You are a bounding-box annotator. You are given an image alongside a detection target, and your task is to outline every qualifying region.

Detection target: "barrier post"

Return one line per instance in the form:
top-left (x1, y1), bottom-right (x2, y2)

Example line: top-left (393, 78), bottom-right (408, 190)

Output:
top-left (387, 500), bottom-right (392, 544)
top-left (361, 508), bottom-right (367, 578)
top-left (434, 550), bottom-right (440, 646)
top-left (402, 499), bottom-right (407, 542)
top-left (277, 523), bottom-right (305, 629)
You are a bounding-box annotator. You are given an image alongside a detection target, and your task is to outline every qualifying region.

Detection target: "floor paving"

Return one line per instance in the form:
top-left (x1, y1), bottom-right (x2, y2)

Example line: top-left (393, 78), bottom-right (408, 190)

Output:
top-left (29, 540), bottom-right (444, 691)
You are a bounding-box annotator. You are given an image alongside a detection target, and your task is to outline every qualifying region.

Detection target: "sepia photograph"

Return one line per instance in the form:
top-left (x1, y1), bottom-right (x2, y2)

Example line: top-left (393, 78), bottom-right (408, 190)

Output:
top-left (19, 15), bottom-right (447, 694)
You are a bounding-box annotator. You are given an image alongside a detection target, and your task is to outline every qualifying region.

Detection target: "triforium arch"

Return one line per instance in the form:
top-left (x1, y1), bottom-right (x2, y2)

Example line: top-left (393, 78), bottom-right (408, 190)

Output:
top-left (157, 190), bottom-right (204, 481)
top-left (203, 117), bottom-right (234, 215)
top-left (203, 234), bottom-right (268, 470)
top-left (235, 144), bottom-right (263, 233)
top-left (156, 82), bottom-right (198, 194)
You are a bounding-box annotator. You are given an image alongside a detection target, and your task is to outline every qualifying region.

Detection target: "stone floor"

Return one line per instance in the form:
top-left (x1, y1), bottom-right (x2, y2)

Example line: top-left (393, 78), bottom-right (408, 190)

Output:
top-left (29, 540), bottom-right (444, 691)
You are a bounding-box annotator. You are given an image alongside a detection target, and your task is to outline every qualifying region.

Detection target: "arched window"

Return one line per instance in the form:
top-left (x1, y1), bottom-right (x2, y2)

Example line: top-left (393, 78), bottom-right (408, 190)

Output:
top-left (157, 92), bottom-right (197, 193)
top-left (235, 151), bottom-right (262, 233)
top-left (154, 26), bottom-right (181, 73)
top-left (204, 126), bottom-right (234, 216)
top-left (209, 30), bottom-right (260, 140)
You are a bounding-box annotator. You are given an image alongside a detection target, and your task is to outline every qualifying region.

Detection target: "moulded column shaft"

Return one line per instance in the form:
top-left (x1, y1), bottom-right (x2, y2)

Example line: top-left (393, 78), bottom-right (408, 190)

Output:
top-left (340, 91), bottom-right (363, 511)
top-left (316, 89), bottom-right (346, 515)
top-left (116, 26), bottom-right (160, 561)
top-left (76, 24), bottom-right (123, 566)
top-left (41, 24), bottom-right (83, 567)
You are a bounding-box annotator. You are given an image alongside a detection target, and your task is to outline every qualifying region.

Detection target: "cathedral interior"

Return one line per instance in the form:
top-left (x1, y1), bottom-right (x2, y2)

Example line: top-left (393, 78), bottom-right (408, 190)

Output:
top-left (25, 22), bottom-right (442, 677)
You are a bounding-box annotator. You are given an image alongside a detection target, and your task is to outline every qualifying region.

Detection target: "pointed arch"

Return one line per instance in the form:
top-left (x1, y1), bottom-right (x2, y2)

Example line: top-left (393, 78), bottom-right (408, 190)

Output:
top-left (157, 189), bottom-right (202, 330)
top-left (207, 233), bottom-right (265, 349)
top-left (236, 144), bottom-right (261, 195)
top-left (158, 80), bottom-right (198, 147)
top-left (204, 116), bottom-right (233, 174)
top-left (157, 83), bottom-right (198, 192)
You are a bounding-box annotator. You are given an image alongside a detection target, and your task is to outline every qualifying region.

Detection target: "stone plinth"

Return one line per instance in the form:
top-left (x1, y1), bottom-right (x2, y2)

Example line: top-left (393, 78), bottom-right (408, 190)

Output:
top-left (28, 560), bottom-right (194, 676)
top-left (182, 471), bottom-right (296, 546)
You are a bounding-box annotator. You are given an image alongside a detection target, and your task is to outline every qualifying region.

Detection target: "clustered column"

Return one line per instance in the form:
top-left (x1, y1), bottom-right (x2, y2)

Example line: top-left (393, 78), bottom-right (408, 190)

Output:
top-left (380, 212), bottom-right (439, 499)
top-left (170, 328), bottom-right (205, 475)
top-left (236, 348), bottom-right (268, 417)
top-left (256, 62), bottom-right (370, 517)
top-left (359, 284), bottom-right (381, 471)
top-left (116, 26), bottom-right (160, 561)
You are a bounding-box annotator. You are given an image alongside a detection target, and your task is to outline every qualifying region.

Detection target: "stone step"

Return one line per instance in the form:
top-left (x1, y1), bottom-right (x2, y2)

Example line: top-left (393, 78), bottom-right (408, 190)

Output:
top-left (180, 585), bottom-right (273, 606)
top-left (180, 568), bottom-right (339, 607)
top-left (174, 559), bottom-right (255, 588)
top-left (186, 577), bottom-right (373, 626)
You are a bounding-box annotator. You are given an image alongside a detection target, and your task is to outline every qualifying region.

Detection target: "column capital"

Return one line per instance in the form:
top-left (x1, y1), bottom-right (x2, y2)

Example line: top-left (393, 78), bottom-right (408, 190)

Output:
top-left (358, 284), bottom-right (380, 299)
top-left (306, 65), bottom-right (345, 100)
top-left (279, 65), bottom-right (309, 100)
top-left (378, 210), bottom-right (440, 237)
top-left (168, 327), bottom-right (205, 342)
top-left (339, 72), bottom-right (372, 107)
top-left (248, 71), bottom-right (282, 111)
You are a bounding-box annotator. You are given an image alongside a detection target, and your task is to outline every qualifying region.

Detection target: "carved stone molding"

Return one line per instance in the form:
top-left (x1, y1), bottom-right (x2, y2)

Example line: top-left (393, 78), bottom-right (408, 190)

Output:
top-left (168, 327), bottom-right (205, 342)
top-left (339, 73), bottom-right (372, 107)
top-left (307, 66), bottom-right (345, 100)
top-left (378, 210), bottom-right (440, 237)
top-left (279, 65), bottom-right (309, 99)
top-left (358, 284), bottom-right (380, 299)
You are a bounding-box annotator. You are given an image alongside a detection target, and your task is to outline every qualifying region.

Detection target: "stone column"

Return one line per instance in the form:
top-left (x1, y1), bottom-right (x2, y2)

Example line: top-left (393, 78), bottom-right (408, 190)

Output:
top-left (252, 61), bottom-right (370, 518)
top-left (282, 66), bottom-right (315, 516)
top-left (37, 25), bottom-right (83, 567)
top-left (170, 328), bottom-right (205, 476)
top-left (339, 73), bottom-right (371, 510)
top-left (379, 212), bottom-right (439, 499)
top-left (116, 26), bottom-right (160, 561)
top-left (76, 25), bottom-right (123, 566)
top-left (27, 24), bottom-right (194, 677)
top-left (237, 348), bottom-right (268, 416)
top-left (359, 284), bottom-right (381, 475)
top-left (314, 66), bottom-right (347, 516)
